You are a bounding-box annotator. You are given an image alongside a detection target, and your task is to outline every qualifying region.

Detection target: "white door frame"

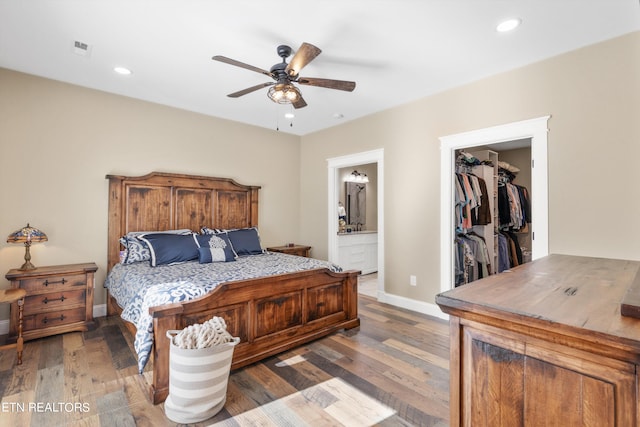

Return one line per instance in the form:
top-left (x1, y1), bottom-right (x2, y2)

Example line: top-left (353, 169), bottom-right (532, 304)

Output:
top-left (439, 116), bottom-right (550, 293)
top-left (328, 149), bottom-right (384, 297)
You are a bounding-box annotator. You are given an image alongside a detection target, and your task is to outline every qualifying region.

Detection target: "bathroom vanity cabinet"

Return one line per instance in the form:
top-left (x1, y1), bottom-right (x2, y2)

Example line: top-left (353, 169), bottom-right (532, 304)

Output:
top-left (337, 232), bottom-right (377, 274)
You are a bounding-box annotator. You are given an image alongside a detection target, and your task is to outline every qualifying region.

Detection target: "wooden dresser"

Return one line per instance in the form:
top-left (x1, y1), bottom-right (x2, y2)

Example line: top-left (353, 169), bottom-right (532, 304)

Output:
top-left (6, 263), bottom-right (98, 341)
top-left (436, 254), bottom-right (640, 427)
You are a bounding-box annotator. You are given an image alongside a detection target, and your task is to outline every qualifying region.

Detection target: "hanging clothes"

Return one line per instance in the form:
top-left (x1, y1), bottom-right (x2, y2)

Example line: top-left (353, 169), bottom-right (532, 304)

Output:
top-left (454, 156), bottom-right (494, 286)
top-left (454, 233), bottom-right (491, 286)
top-left (497, 169), bottom-right (531, 232)
top-left (454, 153), bottom-right (533, 284)
top-left (474, 178), bottom-right (491, 226)
top-left (454, 171), bottom-right (490, 232)
top-left (497, 233), bottom-right (511, 273)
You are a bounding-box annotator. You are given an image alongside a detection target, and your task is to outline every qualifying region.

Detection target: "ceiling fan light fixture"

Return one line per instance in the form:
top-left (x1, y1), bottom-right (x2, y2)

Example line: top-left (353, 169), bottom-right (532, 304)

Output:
top-left (285, 90), bottom-right (298, 101)
top-left (267, 83), bottom-right (300, 104)
top-left (213, 42), bottom-right (354, 109)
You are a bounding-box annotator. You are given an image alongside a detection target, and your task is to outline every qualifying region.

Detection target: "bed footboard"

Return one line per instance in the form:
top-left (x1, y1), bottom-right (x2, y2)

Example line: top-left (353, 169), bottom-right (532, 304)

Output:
top-left (148, 268), bottom-right (360, 404)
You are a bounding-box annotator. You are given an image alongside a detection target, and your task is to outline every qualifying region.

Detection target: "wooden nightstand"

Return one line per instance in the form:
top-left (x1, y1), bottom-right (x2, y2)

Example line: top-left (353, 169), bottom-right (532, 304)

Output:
top-left (5, 263), bottom-right (98, 341)
top-left (267, 245), bottom-right (312, 258)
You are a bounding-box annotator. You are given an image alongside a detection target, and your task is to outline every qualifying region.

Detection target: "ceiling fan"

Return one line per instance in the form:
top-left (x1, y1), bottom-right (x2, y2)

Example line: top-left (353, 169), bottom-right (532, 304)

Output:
top-left (212, 42), bottom-right (356, 109)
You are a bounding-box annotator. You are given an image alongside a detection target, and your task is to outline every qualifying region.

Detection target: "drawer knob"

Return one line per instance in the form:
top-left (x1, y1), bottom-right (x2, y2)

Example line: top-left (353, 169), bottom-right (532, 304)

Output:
top-left (43, 295), bottom-right (66, 304)
top-left (43, 278), bottom-right (67, 287)
top-left (42, 315), bottom-right (65, 324)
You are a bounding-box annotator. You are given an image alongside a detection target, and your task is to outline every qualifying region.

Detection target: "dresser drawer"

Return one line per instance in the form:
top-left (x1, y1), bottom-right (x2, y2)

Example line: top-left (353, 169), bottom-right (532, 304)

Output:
top-left (23, 289), bottom-right (86, 316)
top-left (23, 306), bottom-right (87, 331)
top-left (19, 273), bottom-right (87, 292)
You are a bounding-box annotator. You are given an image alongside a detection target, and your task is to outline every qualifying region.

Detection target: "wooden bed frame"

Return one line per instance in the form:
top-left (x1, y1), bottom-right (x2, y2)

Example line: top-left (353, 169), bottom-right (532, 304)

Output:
top-left (106, 172), bottom-right (360, 404)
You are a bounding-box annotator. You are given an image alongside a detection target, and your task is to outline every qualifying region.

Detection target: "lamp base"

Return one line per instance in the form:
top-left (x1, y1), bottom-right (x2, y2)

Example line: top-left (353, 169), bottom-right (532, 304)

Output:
top-left (19, 260), bottom-right (36, 271)
top-left (19, 243), bottom-right (36, 270)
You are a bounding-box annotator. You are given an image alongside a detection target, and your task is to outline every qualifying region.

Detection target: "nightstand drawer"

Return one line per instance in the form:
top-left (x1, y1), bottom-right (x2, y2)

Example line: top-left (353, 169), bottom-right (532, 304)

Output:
top-left (23, 289), bottom-right (86, 315)
top-left (23, 306), bottom-right (87, 331)
top-left (19, 273), bottom-right (87, 292)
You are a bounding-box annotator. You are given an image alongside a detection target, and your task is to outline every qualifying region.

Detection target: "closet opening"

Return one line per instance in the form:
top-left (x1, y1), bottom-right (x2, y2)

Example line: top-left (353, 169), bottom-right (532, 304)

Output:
top-left (454, 142), bottom-right (532, 286)
top-left (439, 116), bottom-right (550, 293)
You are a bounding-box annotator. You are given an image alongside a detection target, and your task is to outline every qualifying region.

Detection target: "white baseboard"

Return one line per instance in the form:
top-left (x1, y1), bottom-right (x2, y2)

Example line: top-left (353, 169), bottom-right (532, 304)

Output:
top-left (376, 291), bottom-right (449, 321)
top-left (93, 304), bottom-right (107, 318)
top-left (0, 304), bottom-right (108, 336)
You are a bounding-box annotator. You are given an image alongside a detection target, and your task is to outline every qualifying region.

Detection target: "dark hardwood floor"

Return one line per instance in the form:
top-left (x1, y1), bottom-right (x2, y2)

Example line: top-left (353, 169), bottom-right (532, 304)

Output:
top-left (0, 294), bottom-right (450, 426)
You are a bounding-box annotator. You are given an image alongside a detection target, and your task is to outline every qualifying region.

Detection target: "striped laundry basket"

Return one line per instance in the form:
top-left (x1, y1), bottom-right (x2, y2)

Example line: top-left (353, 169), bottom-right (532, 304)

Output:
top-left (164, 330), bottom-right (240, 424)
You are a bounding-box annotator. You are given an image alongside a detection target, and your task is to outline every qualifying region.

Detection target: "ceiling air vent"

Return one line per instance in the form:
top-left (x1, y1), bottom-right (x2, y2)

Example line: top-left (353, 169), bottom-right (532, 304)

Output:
top-left (72, 40), bottom-right (92, 57)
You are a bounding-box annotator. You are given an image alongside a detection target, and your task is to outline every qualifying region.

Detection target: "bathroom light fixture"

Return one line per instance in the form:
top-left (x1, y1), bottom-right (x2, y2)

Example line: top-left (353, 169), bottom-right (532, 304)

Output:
top-left (347, 170), bottom-right (369, 183)
top-left (496, 18), bottom-right (522, 33)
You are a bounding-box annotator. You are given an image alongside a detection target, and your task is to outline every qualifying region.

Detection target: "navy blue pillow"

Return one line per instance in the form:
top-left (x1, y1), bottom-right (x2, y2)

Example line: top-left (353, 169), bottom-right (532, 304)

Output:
top-left (137, 233), bottom-right (199, 266)
top-left (226, 227), bottom-right (264, 255)
top-left (195, 233), bottom-right (236, 263)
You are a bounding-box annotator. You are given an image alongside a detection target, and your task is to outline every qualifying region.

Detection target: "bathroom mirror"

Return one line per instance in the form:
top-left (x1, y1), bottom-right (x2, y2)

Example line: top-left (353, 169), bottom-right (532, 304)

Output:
top-left (345, 182), bottom-right (366, 226)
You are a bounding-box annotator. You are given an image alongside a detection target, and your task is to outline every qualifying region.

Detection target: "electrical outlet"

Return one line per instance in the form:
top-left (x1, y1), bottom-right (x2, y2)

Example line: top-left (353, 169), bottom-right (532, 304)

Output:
top-left (410, 275), bottom-right (417, 286)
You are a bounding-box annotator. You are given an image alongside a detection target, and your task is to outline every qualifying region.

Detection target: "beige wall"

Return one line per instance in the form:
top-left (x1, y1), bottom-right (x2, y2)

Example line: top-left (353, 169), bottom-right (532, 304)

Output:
top-left (300, 31), bottom-right (640, 304)
top-left (0, 69), bottom-right (301, 319)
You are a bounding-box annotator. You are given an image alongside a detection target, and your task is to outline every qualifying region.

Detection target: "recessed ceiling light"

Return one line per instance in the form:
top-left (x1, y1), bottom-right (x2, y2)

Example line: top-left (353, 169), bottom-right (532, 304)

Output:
top-left (284, 112), bottom-right (295, 119)
top-left (333, 113), bottom-right (344, 119)
top-left (496, 18), bottom-right (522, 33)
top-left (114, 66), bottom-right (132, 75)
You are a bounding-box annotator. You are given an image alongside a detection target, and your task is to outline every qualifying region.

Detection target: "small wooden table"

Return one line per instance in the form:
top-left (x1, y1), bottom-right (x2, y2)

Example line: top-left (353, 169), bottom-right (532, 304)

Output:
top-left (0, 288), bottom-right (26, 365)
top-left (267, 244), bottom-right (312, 258)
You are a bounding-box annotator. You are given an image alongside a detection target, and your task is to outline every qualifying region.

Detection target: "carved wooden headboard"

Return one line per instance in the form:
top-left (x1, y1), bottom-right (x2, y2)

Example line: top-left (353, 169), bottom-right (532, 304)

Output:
top-left (106, 172), bottom-right (260, 270)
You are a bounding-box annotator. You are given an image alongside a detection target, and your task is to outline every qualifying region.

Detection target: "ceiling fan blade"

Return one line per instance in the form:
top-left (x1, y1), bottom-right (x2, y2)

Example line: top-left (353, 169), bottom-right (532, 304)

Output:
top-left (285, 42), bottom-right (322, 77)
top-left (297, 77), bottom-right (356, 92)
top-left (227, 82), bottom-right (274, 98)
top-left (212, 55), bottom-right (273, 78)
top-left (292, 95), bottom-right (307, 109)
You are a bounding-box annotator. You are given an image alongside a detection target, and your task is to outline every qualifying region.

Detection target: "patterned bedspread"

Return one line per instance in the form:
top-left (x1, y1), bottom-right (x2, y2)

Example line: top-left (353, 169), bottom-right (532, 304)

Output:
top-left (104, 252), bottom-right (342, 373)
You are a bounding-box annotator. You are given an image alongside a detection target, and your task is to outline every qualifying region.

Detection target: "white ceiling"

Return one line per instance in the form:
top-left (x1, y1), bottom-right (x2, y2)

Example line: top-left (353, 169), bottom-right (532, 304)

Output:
top-left (1, 1), bottom-right (639, 136)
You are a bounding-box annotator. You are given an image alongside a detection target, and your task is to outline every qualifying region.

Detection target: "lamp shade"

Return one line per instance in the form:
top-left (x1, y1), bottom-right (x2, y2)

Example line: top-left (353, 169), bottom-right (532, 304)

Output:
top-left (7, 224), bottom-right (48, 244)
top-left (7, 223), bottom-right (48, 270)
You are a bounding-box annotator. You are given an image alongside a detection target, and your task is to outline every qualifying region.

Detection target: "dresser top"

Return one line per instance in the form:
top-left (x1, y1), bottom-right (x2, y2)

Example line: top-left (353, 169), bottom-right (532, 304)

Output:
top-left (6, 262), bottom-right (98, 280)
top-left (436, 254), bottom-right (640, 350)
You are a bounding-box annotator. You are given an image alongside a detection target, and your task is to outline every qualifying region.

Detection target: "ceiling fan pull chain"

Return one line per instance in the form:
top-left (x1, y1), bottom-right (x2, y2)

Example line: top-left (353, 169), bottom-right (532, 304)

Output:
top-left (289, 105), bottom-right (294, 128)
